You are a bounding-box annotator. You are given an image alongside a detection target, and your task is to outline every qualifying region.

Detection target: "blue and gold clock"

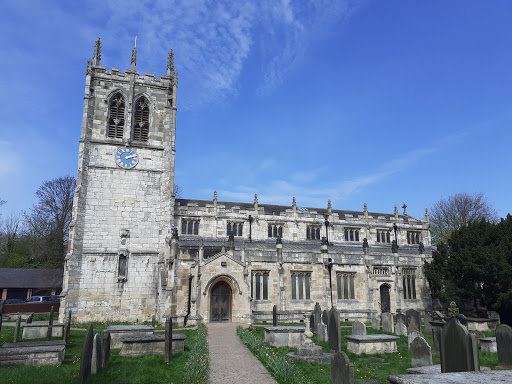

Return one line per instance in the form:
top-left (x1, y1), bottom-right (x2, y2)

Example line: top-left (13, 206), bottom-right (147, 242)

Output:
top-left (115, 147), bottom-right (139, 169)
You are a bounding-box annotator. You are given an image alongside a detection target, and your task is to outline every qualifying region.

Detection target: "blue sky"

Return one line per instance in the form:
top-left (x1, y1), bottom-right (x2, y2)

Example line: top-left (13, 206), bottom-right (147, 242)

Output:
top-left (0, 0), bottom-right (511, 220)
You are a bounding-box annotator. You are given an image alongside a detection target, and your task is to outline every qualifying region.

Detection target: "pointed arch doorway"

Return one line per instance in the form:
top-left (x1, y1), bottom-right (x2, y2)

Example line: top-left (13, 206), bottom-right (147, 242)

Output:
top-left (210, 281), bottom-right (232, 322)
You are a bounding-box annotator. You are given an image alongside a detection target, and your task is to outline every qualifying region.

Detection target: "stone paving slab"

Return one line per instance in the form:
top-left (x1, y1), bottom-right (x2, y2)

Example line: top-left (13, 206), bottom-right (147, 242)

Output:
top-left (208, 323), bottom-right (277, 384)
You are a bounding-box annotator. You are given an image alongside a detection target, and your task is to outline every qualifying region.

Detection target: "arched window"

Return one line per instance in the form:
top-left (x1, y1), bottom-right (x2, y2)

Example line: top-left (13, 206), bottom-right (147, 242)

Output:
top-left (133, 96), bottom-right (149, 141)
top-left (107, 92), bottom-right (125, 139)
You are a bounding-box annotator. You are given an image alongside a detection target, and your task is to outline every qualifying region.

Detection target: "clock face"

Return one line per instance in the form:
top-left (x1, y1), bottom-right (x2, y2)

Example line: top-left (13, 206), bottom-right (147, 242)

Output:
top-left (115, 148), bottom-right (139, 169)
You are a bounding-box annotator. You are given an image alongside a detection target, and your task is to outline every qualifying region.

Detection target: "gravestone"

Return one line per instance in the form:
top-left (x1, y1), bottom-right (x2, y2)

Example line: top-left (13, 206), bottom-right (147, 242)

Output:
top-left (395, 322), bottom-right (407, 336)
top-left (406, 309), bottom-right (421, 334)
top-left (440, 317), bottom-right (479, 373)
top-left (429, 320), bottom-right (445, 352)
top-left (424, 312), bottom-right (433, 336)
top-left (457, 314), bottom-right (468, 329)
top-left (26, 313), bottom-right (34, 324)
top-left (396, 313), bottom-right (406, 326)
top-left (102, 331), bottom-right (111, 368)
top-left (371, 316), bottom-right (380, 331)
top-left (79, 324), bottom-right (94, 384)
top-left (328, 307), bottom-right (341, 353)
top-left (322, 310), bottom-right (329, 329)
top-left (13, 315), bottom-right (21, 343)
top-left (47, 306), bottom-right (54, 341)
top-left (65, 311), bottom-right (72, 342)
top-left (351, 320), bottom-right (366, 335)
top-left (313, 302), bottom-right (322, 334)
top-left (273, 305), bottom-right (278, 327)
top-left (91, 333), bottom-right (102, 374)
top-left (152, 315), bottom-right (156, 328)
top-left (318, 322), bottom-right (328, 342)
top-left (496, 324), bottom-right (512, 366)
top-left (382, 313), bottom-right (394, 333)
top-left (470, 330), bottom-right (484, 345)
top-left (331, 351), bottom-right (354, 384)
top-left (165, 317), bottom-right (173, 363)
top-left (408, 331), bottom-right (422, 349)
top-left (410, 336), bottom-right (432, 367)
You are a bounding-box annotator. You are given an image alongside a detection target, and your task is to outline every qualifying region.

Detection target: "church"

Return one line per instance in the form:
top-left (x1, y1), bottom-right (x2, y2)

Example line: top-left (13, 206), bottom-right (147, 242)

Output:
top-left (59, 40), bottom-right (433, 325)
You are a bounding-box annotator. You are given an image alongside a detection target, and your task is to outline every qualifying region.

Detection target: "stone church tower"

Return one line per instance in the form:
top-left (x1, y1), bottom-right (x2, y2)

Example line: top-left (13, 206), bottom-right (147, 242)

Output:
top-left (60, 39), bottom-right (178, 322)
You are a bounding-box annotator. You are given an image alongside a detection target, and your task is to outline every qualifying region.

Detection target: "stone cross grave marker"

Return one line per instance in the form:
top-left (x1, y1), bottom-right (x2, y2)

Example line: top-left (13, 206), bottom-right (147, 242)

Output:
top-left (79, 324), bottom-right (94, 384)
top-left (410, 336), bottom-right (432, 367)
top-left (440, 317), bottom-right (479, 373)
top-left (395, 322), bottom-right (407, 336)
top-left (406, 309), bottom-right (421, 334)
top-left (273, 305), bottom-right (278, 327)
top-left (313, 302), bottom-right (322, 334)
top-left (102, 331), bottom-right (111, 368)
top-left (328, 307), bottom-right (341, 353)
top-left (496, 324), bottom-right (512, 366)
top-left (382, 312), bottom-right (394, 333)
top-left (165, 317), bottom-right (173, 363)
top-left (408, 331), bottom-right (422, 349)
top-left (91, 333), bottom-right (102, 374)
top-left (351, 320), bottom-right (366, 335)
top-left (331, 351), bottom-right (354, 384)
top-left (371, 316), bottom-right (380, 330)
top-left (46, 306), bottom-right (54, 341)
top-left (13, 315), bottom-right (21, 343)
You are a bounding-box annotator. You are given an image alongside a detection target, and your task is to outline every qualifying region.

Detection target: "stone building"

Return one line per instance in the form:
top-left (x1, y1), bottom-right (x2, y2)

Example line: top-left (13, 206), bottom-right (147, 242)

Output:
top-left (60, 40), bottom-right (433, 325)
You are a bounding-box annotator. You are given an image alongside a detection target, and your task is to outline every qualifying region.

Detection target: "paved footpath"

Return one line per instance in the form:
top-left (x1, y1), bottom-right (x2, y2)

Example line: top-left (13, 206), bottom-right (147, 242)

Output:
top-left (207, 323), bottom-right (277, 384)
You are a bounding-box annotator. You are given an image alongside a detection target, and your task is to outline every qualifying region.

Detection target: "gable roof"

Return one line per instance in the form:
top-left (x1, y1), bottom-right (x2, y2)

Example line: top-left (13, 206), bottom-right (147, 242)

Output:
top-left (0, 268), bottom-right (63, 289)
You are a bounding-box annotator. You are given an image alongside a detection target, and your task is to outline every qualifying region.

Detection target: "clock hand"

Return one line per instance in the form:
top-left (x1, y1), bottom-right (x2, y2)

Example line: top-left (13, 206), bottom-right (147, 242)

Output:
top-left (126, 154), bottom-right (137, 159)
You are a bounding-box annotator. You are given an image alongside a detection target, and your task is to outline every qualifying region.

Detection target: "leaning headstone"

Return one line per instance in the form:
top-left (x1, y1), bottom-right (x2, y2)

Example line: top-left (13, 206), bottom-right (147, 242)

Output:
top-left (371, 316), bottom-right (380, 330)
top-left (313, 302), bottom-right (322, 334)
top-left (322, 310), bottom-right (329, 329)
top-left (382, 312), bottom-right (394, 333)
top-left (395, 322), bottom-right (407, 336)
top-left (26, 313), bottom-right (34, 324)
top-left (79, 324), bottom-right (94, 384)
top-left (328, 307), bottom-right (341, 353)
top-left (408, 331), bottom-right (422, 348)
top-left (410, 336), bottom-right (432, 367)
top-left (406, 309), bottom-right (421, 334)
top-left (91, 333), bottom-right (102, 374)
top-left (273, 305), bottom-right (278, 327)
top-left (102, 331), bottom-right (111, 368)
top-left (424, 312), bottom-right (433, 336)
top-left (47, 306), bottom-right (54, 341)
top-left (351, 320), bottom-right (366, 335)
top-left (165, 317), bottom-right (173, 363)
top-left (496, 324), bottom-right (512, 366)
top-left (440, 317), bottom-right (479, 373)
top-left (331, 351), bottom-right (354, 384)
top-left (13, 315), bottom-right (21, 343)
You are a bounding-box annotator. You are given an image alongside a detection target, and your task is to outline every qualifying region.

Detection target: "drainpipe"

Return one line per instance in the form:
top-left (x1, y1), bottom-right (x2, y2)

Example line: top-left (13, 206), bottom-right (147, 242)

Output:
top-left (184, 274), bottom-right (193, 326)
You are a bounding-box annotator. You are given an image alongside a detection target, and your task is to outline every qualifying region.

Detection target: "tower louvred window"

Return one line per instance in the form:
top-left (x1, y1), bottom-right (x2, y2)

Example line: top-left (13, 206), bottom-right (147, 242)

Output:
top-left (133, 97), bottom-right (149, 141)
top-left (108, 93), bottom-right (125, 138)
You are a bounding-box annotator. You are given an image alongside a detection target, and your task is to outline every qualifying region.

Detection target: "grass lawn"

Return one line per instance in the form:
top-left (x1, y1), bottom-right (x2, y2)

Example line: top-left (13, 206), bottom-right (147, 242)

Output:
top-left (0, 320), bottom-right (208, 384)
top-left (238, 323), bottom-right (499, 384)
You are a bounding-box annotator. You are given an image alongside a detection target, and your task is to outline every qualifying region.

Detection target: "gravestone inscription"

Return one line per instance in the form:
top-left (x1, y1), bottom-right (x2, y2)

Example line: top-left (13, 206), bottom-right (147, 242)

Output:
top-left (351, 320), bottom-right (366, 335)
top-left (410, 336), bottom-right (432, 367)
top-left (408, 331), bottom-right (422, 349)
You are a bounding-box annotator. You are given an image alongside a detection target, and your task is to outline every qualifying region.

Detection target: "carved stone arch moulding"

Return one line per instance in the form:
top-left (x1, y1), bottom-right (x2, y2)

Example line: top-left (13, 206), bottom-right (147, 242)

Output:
top-left (203, 274), bottom-right (242, 296)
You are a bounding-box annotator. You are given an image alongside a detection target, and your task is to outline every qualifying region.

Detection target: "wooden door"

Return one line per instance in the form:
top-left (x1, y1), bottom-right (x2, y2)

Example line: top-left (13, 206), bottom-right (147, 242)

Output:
top-left (380, 284), bottom-right (391, 313)
top-left (210, 281), bottom-right (231, 322)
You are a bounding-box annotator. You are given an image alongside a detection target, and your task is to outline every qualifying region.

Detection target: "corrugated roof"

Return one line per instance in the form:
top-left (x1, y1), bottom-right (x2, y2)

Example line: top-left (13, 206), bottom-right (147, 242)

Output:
top-left (0, 268), bottom-right (63, 289)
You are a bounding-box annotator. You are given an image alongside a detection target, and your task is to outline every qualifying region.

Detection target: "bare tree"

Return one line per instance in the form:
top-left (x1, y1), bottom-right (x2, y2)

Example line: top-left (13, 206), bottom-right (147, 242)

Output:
top-left (429, 192), bottom-right (499, 243)
top-left (25, 175), bottom-right (76, 268)
top-left (173, 184), bottom-right (183, 199)
top-left (0, 212), bottom-right (23, 259)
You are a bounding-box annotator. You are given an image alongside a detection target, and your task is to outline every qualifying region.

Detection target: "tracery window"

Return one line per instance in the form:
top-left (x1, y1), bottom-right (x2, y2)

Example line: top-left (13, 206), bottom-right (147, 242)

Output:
top-left (251, 271), bottom-right (269, 300)
top-left (403, 268), bottom-right (417, 299)
top-left (376, 230), bottom-right (391, 243)
top-left (307, 226), bottom-right (321, 240)
top-left (291, 272), bottom-right (311, 300)
top-left (227, 222), bottom-right (243, 237)
top-left (133, 96), bottom-right (149, 141)
top-left (336, 272), bottom-right (355, 299)
top-left (181, 219), bottom-right (199, 235)
top-left (108, 92), bottom-right (125, 139)
top-left (268, 224), bottom-right (283, 238)
top-left (344, 228), bottom-right (360, 242)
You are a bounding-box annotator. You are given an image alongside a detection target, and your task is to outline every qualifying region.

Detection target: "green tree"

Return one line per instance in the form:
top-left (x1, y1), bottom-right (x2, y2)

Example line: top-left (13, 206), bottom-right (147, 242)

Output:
top-left (425, 215), bottom-right (512, 324)
top-left (429, 192), bottom-right (498, 243)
